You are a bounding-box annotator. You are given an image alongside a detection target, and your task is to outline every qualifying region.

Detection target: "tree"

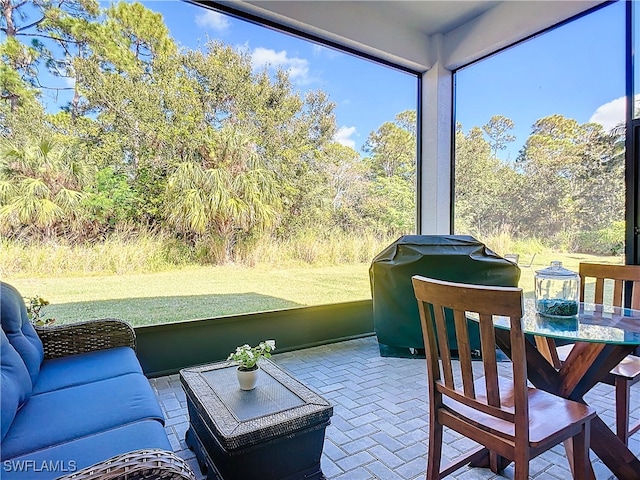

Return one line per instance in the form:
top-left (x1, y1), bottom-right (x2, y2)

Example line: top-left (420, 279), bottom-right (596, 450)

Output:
top-left (482, 115), bottom-right (515, 158)
top-left (81, 166), bottom-right (138, 233)
top-left (318, 142), bottom-right (368, 232)
top-left (0, 0), bottom-right (101, 116)
top-left (608, 122), bottom-right (625, 167)
top-left (454, 123), bottom-right (522, 237)
top-left (361, 175), bottom-right (415, 235)
top-left (363, 110), bottom-right (415, 179)
top-left (361, 110), bottom-right (416, 235)
top-left (515, 114), bottom-right (623, 241)
top-left (76, 36), bottom-right (338, 242)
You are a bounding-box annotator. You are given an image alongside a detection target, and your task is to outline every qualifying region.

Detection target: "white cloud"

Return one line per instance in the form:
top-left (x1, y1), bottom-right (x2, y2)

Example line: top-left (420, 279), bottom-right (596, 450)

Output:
top-left (251, 47), bottom-right (310, 84)
top-left (195, 11), bottom-right (230, 32)
top-left (334, 126), bottom-right (357, 149)
top-left (589, 96), bottom-right (625, 132)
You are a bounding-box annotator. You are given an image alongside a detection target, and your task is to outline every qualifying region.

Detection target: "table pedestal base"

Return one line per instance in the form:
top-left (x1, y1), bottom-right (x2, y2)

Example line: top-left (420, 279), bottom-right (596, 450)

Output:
top-left (493, 330), bottom-right (640, 480)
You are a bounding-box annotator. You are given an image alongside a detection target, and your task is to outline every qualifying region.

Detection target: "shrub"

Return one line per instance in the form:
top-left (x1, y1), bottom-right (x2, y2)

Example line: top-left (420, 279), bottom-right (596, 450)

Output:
top-left (574, 222), bottom-right (625, 255)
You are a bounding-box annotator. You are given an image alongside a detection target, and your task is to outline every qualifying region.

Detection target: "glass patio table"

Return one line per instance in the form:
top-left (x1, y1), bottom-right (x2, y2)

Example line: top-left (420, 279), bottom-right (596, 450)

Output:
top-left (491, 301), bottom-right (640, 479)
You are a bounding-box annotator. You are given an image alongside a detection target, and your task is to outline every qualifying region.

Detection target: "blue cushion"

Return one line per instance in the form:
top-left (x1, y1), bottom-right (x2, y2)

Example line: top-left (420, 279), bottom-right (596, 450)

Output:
top-left (1, 331), bottom-right (33, 441)
top-left (0, 283), bottom-right (44, 386)
top-left (32, 347), bottom-right (142, 395)
top-left (1, 373), bottom-right (165, 460)
top-left (1, 420), bottom-right (171, 479)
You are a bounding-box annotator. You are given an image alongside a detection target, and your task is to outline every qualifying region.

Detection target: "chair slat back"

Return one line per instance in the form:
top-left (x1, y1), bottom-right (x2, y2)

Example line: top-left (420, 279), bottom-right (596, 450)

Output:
top-left (412, 276), bottom-right (526, 429)
top-left (579, 263), bottom-right (640, 309)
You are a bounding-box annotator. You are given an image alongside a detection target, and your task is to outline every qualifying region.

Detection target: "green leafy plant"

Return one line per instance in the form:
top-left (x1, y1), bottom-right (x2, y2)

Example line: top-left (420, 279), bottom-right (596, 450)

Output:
top-left (227, 340), bottom-right (276, 371)
top-left (24, 296), bottom-right (56, 326)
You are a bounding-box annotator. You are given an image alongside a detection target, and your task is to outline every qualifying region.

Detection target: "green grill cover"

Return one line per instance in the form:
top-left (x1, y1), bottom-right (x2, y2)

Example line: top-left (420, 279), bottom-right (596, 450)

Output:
top-left (369, 235), bottom-right (521, 357)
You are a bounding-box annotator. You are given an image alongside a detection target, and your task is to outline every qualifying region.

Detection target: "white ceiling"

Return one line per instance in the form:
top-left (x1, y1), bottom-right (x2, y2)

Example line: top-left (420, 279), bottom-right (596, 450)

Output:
top-left (204, 1), bottom-right (604, 71)
top-left (308, 0), bottom-right (500, 36)
top-left (244, 1), bottom-right (502, 37)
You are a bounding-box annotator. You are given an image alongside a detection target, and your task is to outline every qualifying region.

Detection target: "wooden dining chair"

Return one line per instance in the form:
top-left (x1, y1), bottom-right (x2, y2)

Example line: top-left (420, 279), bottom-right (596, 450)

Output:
top-left (555, 262), bottom-right (640, 445)
top-left (412, 275), bottom-right (595, 480)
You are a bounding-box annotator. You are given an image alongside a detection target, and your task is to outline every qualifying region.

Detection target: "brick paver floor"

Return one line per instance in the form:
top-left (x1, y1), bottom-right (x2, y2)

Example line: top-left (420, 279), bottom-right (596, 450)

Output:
top-left (150, 335), bottom-right (640, 479)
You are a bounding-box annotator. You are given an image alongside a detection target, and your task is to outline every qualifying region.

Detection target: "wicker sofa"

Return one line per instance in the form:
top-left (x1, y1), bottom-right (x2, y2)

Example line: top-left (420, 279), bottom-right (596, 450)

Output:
top-left (0, 282), bottom-right (195, 480)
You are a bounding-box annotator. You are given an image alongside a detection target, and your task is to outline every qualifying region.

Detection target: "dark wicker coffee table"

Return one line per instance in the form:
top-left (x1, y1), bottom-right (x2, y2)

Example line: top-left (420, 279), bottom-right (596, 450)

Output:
top-left (180, 358), bottom-right (333, 480)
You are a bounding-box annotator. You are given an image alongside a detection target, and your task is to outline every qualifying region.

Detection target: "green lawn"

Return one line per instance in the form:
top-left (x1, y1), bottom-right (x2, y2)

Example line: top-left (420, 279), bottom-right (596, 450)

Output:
top-left (5, 264), bottom-right (373, 326)
top-left (4, 252), bottom-right (621, 327)
top-left (515, 251), bottom-right (623, 300)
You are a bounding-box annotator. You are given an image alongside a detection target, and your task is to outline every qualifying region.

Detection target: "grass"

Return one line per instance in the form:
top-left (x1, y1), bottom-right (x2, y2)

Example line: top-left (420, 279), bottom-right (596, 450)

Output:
top-left (4, 250), bottom-right (622, 327)
top-left (515, 251), bottom-right (623, 300)
top-left (5, 264), bottom-right (373, 326)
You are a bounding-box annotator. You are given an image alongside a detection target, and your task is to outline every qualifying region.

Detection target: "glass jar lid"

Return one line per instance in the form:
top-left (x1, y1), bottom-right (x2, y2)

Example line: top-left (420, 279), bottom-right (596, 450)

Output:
top-left (535, 261), bottom-right (578, 278)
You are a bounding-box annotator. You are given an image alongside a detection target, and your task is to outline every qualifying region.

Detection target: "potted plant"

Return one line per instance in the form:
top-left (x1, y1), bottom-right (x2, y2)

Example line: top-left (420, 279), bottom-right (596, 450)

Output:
top-left (24, 295), bottom-right (56, 327)
top-left (227, 340), bottom-right (276, 390)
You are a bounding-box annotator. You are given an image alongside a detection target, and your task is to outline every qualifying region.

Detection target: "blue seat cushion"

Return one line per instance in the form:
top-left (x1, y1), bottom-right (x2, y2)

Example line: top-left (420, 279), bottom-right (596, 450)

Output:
top-left (1, 331), bottom-right (32, 441)
top-left (1, 373), bottom-right (165, 460)
top-left (1, 420), bottom-right (171, 479)
top-left (0, 282), bottom-right (44, 386)
top-left (32, 347), bottom-right (142, 395)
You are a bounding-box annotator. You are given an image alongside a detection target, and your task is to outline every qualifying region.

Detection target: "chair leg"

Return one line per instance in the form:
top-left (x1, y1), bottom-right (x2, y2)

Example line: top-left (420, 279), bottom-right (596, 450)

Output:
top-left (427, 418), bottom-right (443, 479)
top-left (489, 451), bottom-right (510, 473)
top-left (570, 422), bottom-right (590, 480)
top-left (513, 460), bottom-right (529, 480)
top-left (615, 377), bottom-right (631, 446)
top-left (513, 446), bottom-right (529, 480)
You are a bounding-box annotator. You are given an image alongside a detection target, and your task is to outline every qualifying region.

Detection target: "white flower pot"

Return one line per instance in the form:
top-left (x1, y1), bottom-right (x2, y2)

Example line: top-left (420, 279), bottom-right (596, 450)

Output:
top-left (237, 366), bottom-right (259, 390)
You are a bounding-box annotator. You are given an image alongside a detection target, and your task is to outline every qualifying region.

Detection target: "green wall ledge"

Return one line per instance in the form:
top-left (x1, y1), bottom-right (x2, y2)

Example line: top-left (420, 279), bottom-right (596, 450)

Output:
top-left (136, 299), bottom-right (374, 377)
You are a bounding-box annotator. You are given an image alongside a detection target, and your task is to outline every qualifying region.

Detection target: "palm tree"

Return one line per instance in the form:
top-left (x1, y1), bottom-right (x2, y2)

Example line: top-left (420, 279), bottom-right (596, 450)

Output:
top-left (0, 139), bottom-right (86, 239)
top-left (164, 128), bottom-right (281, 262)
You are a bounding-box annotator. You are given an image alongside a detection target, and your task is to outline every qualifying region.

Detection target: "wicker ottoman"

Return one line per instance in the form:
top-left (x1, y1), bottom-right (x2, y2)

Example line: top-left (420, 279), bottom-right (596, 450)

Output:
top-left (180, 359), bottom-right (333, 480)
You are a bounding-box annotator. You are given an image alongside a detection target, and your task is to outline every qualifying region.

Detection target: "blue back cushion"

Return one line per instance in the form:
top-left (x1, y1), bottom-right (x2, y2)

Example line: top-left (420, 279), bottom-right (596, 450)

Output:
top-left (1, 330), bottom-right (33, 441)
top-left (0, 282), bottom-right (44, 385)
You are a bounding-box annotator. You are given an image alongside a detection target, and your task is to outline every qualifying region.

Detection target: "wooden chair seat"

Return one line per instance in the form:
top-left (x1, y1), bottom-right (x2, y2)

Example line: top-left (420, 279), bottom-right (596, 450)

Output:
top-left (444, 377), bottom-right (595, 446)
top-left (609, 354), bottom-right (640, 380)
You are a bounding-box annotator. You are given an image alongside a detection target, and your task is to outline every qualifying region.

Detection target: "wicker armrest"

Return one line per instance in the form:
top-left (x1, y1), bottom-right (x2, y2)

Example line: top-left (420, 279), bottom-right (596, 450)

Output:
top-left (36, 318), bottom-right (136, 359)
top-left (54, 448), bottom-right (196, 480)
